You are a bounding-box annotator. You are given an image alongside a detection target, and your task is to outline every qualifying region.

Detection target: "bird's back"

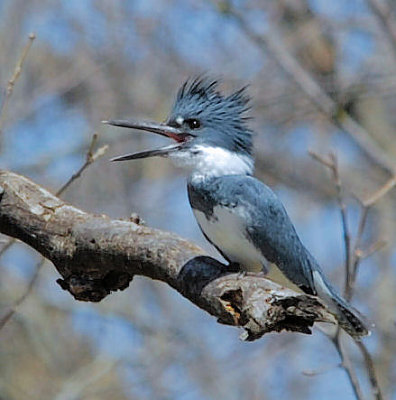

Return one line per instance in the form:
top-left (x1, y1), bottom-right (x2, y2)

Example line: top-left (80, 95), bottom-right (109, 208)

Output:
top-left (187, 174), bottom-right (318, 294)
top-left (188, 174), bottom-right (369, 337)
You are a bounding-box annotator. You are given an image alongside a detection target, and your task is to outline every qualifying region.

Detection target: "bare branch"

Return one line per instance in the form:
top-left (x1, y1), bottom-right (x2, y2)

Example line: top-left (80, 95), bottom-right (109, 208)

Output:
top-left (355, 240), bottom-right (387, 260)
top-left (347, 176), bottom-right (396, 300)
top-left (355, 340), bottom-right (384, 400)
top-left (310, 149), bottom-right (384, 399)
top-left (56, 133), bottom-right (109, 196)
top-left (309, 151), bottom-right (351, 296)
top-left (350, 206), bottom-right (371, 298)
top-left (0, 33), bottom-right (36, 131)
top-left (308, 150), bottom-right (335, 169)
top-left (0, 258), bottom-right (44, 329)
top-left (332, 333), bottom-right (366, 400)
top-left (0, 170), bottom-right (338, 340)
top-left (310, 151), bottom-right (365, 399)
top-left (329, 154), bottom-right (351, 296)
top-left (363, 176), bottom-right (396, 208)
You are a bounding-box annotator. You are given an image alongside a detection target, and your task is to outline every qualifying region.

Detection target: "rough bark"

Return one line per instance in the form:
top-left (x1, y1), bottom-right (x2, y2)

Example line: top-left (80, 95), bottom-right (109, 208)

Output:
top-left (0, 170), bottom-right (337, 341)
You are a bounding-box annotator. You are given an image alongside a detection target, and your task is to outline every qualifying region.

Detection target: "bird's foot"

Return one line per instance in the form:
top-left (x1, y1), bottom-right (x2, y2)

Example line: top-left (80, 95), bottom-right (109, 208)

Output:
top-left (237, 270), bottom-right (247, 280)
top-left (228, 262), bottom-right (242, 273)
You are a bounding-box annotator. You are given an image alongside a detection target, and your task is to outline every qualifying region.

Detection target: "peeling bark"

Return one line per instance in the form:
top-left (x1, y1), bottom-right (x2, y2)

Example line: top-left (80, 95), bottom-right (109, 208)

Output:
top-left (0, 170), bottom-right (337, 340)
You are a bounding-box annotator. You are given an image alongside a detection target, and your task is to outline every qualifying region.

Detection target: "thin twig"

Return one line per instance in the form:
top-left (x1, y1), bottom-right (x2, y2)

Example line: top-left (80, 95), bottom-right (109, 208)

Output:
top-left (349, 206), bottom-right (370, 300)
top-left (355, 240), bottom-right (387, 260)
top-left (329, 154), bottom-right (351, 296)
top-left (0, 33), bottom-right (37, 256)
top-left (348, 176), bottom-right (396, 299)
top-left (309, 149), bottom-right (386, 399)
top-left (350, 234), bottom-right (386, 299)
top-left (355, 340), bottom-right (384, 400)
top-left (56, 133), bottom-right (108, 196)
top-left (311, 151), bottom-right (364, 399)
top-left (0, 33), bottom-right (36, 131)
top-left (0, 134), bottom-right (108, 330)
top-left (363, 177), bottom-right (396, 208)
top-left (332, 333), bottom-right (365, 400)
top-left (309, 151), bottom-right (351, 295)
top-left (0, 34), bottom-right (36, 256)
top-left (308, 150), bottom-right (334, 169)
top-left (346, 180), bottom-right (389, 400)
top-left (0, 258), bottom-right (45, 329)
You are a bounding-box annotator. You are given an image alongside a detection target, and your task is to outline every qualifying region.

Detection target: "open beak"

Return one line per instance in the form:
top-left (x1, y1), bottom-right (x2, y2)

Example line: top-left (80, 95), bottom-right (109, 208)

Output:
top-left (103, 119), bottom-right (190, 161)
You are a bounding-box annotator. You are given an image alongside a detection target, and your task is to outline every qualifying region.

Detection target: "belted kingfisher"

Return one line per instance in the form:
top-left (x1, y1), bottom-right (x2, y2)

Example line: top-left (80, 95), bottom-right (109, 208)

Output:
top-left (104, 77), bottom-right (368, 338)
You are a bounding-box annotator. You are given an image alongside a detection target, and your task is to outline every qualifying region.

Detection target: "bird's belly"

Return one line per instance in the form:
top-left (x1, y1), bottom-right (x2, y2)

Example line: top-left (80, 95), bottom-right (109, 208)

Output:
top-left (193, 207), bottom-right (265, 272)
top-left (193, 206), bottom-right (304, 293)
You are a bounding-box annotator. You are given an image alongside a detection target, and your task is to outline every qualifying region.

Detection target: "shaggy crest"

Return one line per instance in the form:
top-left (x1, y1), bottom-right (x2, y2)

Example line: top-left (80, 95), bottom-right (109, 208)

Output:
top-left (169, 77), bottom-right (253, 155)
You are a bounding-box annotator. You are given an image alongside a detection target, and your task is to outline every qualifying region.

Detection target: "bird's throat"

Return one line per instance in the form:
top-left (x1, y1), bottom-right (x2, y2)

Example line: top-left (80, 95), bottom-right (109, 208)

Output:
top-left (170, 145), bottom-right (254, 182)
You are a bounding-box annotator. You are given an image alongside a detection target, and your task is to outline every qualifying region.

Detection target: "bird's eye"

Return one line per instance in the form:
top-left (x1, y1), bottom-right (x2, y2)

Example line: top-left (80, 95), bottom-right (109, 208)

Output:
top-left (186, 119), bottom-right (201, 129)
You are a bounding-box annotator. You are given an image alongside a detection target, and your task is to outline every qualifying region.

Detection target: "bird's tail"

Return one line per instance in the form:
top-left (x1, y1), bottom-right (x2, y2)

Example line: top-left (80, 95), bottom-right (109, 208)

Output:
top-left (312, 270), bottom-right (370, 338)
top-left (328, 290), bottom-right (370, 338)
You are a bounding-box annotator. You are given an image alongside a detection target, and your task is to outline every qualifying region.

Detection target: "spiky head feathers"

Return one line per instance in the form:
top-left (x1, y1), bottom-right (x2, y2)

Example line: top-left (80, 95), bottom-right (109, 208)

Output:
top-left (168, 77), bottom-right (253, 155)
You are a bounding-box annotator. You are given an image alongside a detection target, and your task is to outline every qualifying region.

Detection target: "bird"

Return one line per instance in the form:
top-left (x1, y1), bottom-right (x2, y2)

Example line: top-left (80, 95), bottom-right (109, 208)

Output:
top-left (104, 77), bottom-right (369, 338)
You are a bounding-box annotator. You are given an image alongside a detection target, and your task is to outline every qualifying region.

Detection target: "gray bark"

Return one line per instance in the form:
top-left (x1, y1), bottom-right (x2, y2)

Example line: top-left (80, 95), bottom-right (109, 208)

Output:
top-left (0, 170), bottom-right (336, 341)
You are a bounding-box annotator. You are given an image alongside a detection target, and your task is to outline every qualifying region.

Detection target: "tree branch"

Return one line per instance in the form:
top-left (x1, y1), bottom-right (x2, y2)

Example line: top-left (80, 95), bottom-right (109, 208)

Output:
top-left (0, 33), bottom-right (36, 132)
top-left (0, 169), bottom-right (337, 340)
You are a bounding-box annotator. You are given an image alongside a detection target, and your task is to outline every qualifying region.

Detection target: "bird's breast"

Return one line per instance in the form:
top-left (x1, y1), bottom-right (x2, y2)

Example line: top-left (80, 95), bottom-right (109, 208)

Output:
top-left (192, 204), bottom-right (305, 293)
top-left (192, 205), bottom-right (265, 273)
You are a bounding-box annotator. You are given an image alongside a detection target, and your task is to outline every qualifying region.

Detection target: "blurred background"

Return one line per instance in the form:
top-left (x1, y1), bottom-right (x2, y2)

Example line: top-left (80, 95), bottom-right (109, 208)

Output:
top-left (0, 0), bottom-right (396, 399)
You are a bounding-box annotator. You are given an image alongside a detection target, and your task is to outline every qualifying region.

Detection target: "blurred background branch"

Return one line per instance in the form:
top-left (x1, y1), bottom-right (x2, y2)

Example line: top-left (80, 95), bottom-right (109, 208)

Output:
top-left (310, 150), bottom-right (386, 399)
top-left (225, 4), bottom-right (396, 176)
top-left (366, 0), bottom-right (396, 60)
top-left (0, 32), bottom-right (35, 134)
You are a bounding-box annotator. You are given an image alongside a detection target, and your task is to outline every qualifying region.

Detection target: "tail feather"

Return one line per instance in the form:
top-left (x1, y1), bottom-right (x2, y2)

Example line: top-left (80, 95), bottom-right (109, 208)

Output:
top-left (312, 270), bottom-right (370, 338)
top-left (330, 290), bottom-right (370, 338)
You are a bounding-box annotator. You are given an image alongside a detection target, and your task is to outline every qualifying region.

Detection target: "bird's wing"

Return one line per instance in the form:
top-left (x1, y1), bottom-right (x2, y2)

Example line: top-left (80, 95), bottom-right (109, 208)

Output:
top-left (188, 175), bottom-right (370, 336)
top-left (215, 175), bottom-right (318, 294)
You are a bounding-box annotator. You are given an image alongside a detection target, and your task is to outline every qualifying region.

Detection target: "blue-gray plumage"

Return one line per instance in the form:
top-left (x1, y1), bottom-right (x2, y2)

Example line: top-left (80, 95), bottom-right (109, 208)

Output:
top-left (188, 175), bottom-right (316, 294)
top-left (105, 77), bottom-right (369, 338)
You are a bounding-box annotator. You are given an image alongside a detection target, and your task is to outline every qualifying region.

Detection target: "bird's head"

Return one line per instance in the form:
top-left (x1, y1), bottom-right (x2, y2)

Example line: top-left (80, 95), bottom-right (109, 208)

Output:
top-left (104, 77), bottom-right (254, 178)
